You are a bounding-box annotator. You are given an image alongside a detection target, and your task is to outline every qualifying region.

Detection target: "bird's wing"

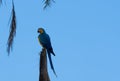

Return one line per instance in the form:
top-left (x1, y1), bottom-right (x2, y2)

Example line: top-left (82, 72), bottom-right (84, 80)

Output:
top-left (45, 34), bottom-right (53, 48)
top-left (45, 34), bottom-right (55, 56)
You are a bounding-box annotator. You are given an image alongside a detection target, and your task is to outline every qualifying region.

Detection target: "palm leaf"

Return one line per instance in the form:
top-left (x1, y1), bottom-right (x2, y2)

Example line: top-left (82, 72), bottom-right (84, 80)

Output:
top-left (7, 3), bottom-right (16, 55)
top-left (43, 0), bottom-right (55, 9)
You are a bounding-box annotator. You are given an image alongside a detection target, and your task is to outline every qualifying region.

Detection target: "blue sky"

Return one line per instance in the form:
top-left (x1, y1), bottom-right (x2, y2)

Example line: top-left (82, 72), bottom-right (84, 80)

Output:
top-left (0, 0), bottom-right (120, 81)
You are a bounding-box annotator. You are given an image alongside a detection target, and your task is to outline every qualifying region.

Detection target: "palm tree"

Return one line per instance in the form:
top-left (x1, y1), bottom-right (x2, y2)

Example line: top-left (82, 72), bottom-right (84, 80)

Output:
top-left (0, 0), bottom-right (54, 55)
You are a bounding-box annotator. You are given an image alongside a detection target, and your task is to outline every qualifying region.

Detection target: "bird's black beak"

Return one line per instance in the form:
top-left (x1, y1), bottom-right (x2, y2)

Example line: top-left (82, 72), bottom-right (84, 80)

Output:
top-left (37, 30), bottom-right (39, 33)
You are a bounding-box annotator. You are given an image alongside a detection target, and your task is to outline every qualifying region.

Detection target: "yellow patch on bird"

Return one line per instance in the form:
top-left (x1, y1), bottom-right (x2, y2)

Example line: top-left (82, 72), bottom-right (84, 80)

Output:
top-left (38, 37), bottom-right (43, 47)
top-left (39, 29), bottom-right (43, 34)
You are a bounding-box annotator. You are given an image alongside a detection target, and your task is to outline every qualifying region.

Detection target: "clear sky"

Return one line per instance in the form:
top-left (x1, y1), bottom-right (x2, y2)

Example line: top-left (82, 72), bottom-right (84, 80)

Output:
top-left (0, 0), bottom-right (120, 81)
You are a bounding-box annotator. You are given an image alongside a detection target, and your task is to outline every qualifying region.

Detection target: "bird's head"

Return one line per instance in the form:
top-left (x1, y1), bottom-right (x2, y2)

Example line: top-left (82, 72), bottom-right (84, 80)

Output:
top-left (37, 28), bottom-right (45, 34)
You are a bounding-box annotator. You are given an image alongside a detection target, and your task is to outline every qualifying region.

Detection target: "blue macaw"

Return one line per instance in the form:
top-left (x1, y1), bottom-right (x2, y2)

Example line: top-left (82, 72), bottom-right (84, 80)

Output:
top-left (37, 28), bottom-right (56, 76)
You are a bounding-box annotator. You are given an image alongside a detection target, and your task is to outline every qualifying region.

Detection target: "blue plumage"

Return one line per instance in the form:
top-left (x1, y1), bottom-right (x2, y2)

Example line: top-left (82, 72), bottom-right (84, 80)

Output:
top-left (38, 28), bottom-right (56, 76)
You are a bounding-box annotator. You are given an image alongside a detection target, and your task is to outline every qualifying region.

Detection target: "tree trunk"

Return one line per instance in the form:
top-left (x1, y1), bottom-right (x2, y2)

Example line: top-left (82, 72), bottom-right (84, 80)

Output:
top-left (39, 48), bottom-right (50, 81)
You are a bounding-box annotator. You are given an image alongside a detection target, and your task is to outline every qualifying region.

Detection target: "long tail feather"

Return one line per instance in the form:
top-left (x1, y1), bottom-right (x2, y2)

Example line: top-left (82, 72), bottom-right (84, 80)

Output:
top-left (47, 50), bottom-right (57, 77)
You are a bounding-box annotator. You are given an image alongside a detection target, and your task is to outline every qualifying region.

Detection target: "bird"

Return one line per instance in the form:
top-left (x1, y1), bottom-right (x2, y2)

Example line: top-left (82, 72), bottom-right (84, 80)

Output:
top-left (37, 28), bottom-right (57, 76)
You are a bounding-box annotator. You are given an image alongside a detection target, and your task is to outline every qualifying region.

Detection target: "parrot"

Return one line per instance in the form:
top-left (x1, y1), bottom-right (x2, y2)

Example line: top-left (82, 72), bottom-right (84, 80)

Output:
top-left (37, 28), bottom-right (57, 76)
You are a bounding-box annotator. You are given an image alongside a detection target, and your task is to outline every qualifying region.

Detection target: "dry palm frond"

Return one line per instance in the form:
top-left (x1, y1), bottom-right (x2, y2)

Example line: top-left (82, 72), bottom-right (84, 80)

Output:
top-left (43, 0), bottom-right (55, 9)
top-left (7, 3), bottom-right (16, 55)
top-left (0, 0), bottom-right (2, 5)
